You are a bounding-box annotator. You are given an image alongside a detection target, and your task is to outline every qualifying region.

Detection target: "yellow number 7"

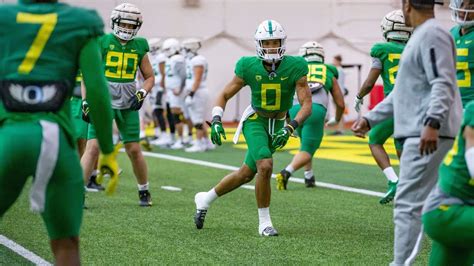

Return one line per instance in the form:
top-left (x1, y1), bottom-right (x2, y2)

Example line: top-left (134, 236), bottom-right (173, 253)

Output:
top-left (16, 12), bottom-right (57, 74)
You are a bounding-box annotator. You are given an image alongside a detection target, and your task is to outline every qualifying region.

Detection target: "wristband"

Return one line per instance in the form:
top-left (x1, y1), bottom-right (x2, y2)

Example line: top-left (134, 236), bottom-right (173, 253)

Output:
top-left (212, 106), bottom-right (224, 118)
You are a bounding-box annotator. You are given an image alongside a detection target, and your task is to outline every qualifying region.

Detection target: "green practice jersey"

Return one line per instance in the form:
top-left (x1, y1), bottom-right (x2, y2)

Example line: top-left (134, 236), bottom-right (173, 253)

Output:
top-left (306, 62), bottom-right (339, 92)
top-left (370, 41), bottom-right (405, 96)
top-left (235, 56), bottom-right (308, 112)
top-left (439, 101), bottom-right (474, 201)
top-left (0, 2), bottom-right (103, 141)
top-left (99, 33), bottom-right (149, 83)
top-left (451, 26), bottom-right (474, 107)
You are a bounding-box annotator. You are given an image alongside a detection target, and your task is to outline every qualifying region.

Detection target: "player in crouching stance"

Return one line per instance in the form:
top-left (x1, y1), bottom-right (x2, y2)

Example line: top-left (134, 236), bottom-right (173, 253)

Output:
top-left (275, 41), bottom-right (345, 189)
top-left (193, 19), bottom-right (311, 236)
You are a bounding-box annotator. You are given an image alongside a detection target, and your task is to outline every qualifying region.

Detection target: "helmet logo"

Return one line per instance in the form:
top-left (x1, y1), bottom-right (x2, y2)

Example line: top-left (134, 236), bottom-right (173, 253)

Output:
top-left (256, 75), bottom-right (262, 81)
top-left (267, 20), bottom-right (273, 37)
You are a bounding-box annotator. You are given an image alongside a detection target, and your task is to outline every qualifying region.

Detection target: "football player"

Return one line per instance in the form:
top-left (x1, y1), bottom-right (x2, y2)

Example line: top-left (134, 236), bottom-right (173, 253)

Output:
top-left (182, 38), bottom-right (214, 152)
top-left (450, 0), bottom-right (474, 107)
top-left (193, 20), bottom-right (312, 236)
top-left (0, 0), bottom-right (118, 263)
top-left (81, 3), bottom-right (154, 207)
top-left (353, 10), bottom-right (413, 204)
top-left (162, 38), bottom-right (187, 149)
top-left (275, 41), bottom-right (345, 189)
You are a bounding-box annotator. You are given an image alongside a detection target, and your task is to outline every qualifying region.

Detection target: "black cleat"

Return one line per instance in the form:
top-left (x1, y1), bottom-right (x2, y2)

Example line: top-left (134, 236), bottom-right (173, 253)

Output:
top-left (305, 176), bottom-right (316, 188)
top-left (260, 226), bottom-right (279, 237)
top-left (276, 169), bottom-right (291, 190)
top-left (194, 209), bottom-right (207, 229)
top-left (138, 190), bottom-right (152, 207)
top-left (87, 175), bottom-right (105, 191)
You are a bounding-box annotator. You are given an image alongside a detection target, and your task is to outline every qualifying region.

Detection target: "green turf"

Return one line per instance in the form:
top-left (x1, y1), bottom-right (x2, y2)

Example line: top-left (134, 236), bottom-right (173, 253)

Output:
top-left (1, 140), bottom-right (431, 264)
top-left (0, 244), bottom-right (34, 265)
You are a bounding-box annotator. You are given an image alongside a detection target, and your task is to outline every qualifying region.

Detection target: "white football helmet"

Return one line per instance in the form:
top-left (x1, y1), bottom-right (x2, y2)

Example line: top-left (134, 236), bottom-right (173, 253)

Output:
top-left (381, 10), bottom-right (413, 43)
top-left (450, 0), bottom-right (474, 27)
top-left (162, 38), bottom-right (181, 57)
top-left (255, 19), bottom-right (287, 63)
top-left (111, 3), bottom-right (143, 41)
top-left (299, 41), bottom-right (325, 63)
top-left (181, 38), bottom-right (202, 58)
top-left (148, 38), bottom-right (161, 53)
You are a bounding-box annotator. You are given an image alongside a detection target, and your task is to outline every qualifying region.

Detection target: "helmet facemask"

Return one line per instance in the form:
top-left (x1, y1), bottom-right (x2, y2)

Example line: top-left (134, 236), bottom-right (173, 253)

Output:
top-left (450, 0), bottom-right (474, 28)
top-left (299, 42), bottom-right (325, 63)
top-left (381, 10), bottom-right (413, 43)
top-left (111, 3), bottom-right (143, 41)
top-left (182, 39), bottom-right (202, 59)
top-left (256, 39), bottom-right (286, 63)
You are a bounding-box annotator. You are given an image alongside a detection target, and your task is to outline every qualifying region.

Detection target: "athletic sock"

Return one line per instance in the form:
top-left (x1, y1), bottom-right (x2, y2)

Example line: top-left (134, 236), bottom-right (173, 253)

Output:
top-left (137, 182), bottom-right (149, 191)
top-left (258, 207), bottom-right (273, 233)
top-left (304, 170), bottom-right (314, 179)
top-left (284, 165), bottom-right (295, 174)
top-left (383, 167), bottom-right (398, 182)
top-left (204, 188), bottom-right (218, 205)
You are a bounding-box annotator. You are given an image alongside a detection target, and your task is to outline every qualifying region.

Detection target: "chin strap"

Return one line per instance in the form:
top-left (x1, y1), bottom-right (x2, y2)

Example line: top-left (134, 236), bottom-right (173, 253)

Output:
top-left (268, 59), bottom-right (277, 78)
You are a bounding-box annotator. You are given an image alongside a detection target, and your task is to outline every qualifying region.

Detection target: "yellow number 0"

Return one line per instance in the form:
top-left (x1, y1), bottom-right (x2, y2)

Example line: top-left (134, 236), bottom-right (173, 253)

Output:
top-left (388, 53), bottom-right (401, 85)
top-left (457, 48), bottom-right (471, 88)
top-left (16, 12), bottom-right (57, 75)
top-left (261, 84), bottom-right (281, 111)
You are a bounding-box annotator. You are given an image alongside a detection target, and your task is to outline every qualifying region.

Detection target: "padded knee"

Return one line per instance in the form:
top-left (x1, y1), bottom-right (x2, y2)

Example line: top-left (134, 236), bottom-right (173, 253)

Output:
top-left (194, 123), bottom-right (203, 130)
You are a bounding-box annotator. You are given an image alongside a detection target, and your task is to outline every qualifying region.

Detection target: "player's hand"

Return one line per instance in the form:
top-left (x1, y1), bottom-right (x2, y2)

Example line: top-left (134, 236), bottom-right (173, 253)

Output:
top-left (129, 89), bottom-right (147, 111)
top-left (351, 118), bottom-right (370, 138)
top-left (185, 91), bottom-right (194, 106)
top-left (206, 116), bottom-right (226, 145)
top-left (354, 96), bottom-right (364, 112)
top-left (325, 117), bottom-right (339, 127)
top-left (419, 126), bottom-right (439, 156)
top-left (97, 142), bottom-right (121, 196)
top-left (272, 126), bottom-right (292, 150)
top-left (81, 100), bottom-right (90, 123)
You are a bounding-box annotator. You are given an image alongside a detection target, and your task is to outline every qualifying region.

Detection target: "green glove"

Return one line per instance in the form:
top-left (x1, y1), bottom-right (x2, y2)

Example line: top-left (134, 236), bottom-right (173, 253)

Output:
top-left (81, 100), bottom-right (90, 123)
top-left (207, 116), bottom-right (226, 145)
top-left (272, 120), bottom-right (298, 150)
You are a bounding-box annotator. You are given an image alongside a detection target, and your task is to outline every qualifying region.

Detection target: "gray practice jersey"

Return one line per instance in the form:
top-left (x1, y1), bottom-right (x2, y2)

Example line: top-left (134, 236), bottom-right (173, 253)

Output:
top-left (365, 19), bottom-right (462, 139)
top-left (185, 54), bottom-right (208, 92)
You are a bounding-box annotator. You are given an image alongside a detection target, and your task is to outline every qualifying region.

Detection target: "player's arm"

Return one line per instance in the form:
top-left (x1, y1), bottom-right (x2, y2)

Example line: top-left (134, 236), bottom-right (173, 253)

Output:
top-left (330, 77), bottom-right (346, 123)
top-left (139, 54), bottom-right (155, 93)
top-left (79, 37), bottom-right (114, 154)
top-left (293, 75), bottom-right (312, 125)
top-left (159, 61), bottom-right (165, 91)
top-left (464, 126), bottom-right (474, 183)
top-left (208, 75), bottom-right (245, 145)
top-left (190, 65), bottom-right (204, 96)
top-left (358, 68), bottom-right (382, 98)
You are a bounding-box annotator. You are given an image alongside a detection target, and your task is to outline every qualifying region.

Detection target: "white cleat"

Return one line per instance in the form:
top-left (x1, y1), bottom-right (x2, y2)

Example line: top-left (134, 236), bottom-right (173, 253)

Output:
top-left (170, 141), bottom-right (184, 150)
top-left (185, 144), bottom-right (205, 153)
top-left (151, 136), bottom-right (172, 146)
top-left (260, 226), bottom-right (279, 237)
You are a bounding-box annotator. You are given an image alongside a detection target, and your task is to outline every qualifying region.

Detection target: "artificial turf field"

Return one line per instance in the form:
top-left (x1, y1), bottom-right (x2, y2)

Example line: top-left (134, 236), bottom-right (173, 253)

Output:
top-left (0, 130), bottom-right (432, 264)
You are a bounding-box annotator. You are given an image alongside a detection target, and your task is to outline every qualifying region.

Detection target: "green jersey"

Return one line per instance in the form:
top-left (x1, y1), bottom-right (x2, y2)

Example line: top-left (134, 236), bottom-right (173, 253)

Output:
top-left (370, 42), bottom-right (405, 96)
top-left (451, 26), bottom-right (474, 107)
top-left (235, 56), bottom-right (308, 112)
top-left (99, 33), bottom-right (149, 83)
top-left (439, 101), bottom-right (474, 201)
top-left (307, 62), bottom-right (338, 92)
top-left (0, 2), bottom-right (103, 143)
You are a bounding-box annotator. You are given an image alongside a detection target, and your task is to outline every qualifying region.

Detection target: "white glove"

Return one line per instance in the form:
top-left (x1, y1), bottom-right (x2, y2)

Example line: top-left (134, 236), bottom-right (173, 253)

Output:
top-left (325, 117), bottom-right (339, 127)
top-left (354, 96), bottom-right (364, 112)
top-left (185, 95), bottom-right (193, 106)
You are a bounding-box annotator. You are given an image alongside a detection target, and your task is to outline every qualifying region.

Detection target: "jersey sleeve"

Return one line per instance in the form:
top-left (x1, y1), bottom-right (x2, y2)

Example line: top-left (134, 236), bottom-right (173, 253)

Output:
top-left (141, 38), bottom-right (150, 53)
top-left (157, 53), bottom-right (167, 64)
top-left (234, 57), bottom-right (246, 79)
top-left (326, 64), bottom-right (339, 79)
top-left (464, 102), bottom-right (474, 127)
top-left (293, 56), bottom-right (309, 80)
top-left (191, 55), bottom-right (207, 67)
top-left (370, 43), bottom-right (385, 60)
top-left (81, 9), bottom-right (104, 38)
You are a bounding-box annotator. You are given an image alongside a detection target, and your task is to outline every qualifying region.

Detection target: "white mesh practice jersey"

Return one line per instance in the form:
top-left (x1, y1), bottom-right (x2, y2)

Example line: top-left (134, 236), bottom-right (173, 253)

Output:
top-left (164, 54), bottom-right (186, 91)
top-left (150, 52), bottom-right (167, 88)
top-left (185, 54), bottom-right (208, 91)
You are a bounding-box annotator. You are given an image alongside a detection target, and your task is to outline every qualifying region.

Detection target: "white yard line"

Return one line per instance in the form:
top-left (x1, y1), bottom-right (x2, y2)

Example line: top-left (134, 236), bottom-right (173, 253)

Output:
top-left (161, 185), bottom-right (183, 192)
top-left (0, 235), bottom-right (51, 265)
top-left (140, 151), bottom-right (385, 198)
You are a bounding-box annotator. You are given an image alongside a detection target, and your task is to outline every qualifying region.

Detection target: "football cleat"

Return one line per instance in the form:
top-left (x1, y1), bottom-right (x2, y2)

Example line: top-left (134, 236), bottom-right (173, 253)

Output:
top-left (275, 169), bottom-right (291, 190)
top-left (140, 138), bottom-right (152, 151)
top-left (379, 181), bottom-right (398, 205)
top-left (138, 190), bottom-right (152, 207)
top-left (87, 175), bottom-right (105, 191)
top-left (185, 144), bottom-right (205, 153)
top-left (260, 226), bottom-right (279, 237)
top-left (304, 176), bottom-right (316, 188)
top-left (170, 141), bottom-right (184, 150)
top-left (194, 209), bottom-right (207, 229)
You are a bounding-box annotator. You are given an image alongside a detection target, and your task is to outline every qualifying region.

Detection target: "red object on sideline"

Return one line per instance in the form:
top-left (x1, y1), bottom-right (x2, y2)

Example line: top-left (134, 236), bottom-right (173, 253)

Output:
top-left (369, 84), bottom-right (384, 110)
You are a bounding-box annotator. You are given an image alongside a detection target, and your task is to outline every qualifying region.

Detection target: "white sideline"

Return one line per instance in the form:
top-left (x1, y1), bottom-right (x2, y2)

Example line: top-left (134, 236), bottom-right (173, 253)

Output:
top-left (0, 235), bottom-right (52, 265)
top-left (140, 151), bottom-right (385, 198)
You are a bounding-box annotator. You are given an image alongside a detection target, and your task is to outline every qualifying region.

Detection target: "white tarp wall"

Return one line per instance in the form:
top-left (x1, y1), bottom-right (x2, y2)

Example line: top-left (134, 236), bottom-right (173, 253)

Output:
top-left (1, 0), bottom-right (455, 122)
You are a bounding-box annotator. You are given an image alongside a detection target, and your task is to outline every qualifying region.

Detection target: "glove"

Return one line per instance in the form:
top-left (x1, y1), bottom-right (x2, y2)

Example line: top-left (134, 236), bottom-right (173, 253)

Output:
top-left (272, 127), bottom-right (292, 150)
top-left (185, 92), bottom-right (194, 106)
top-left (325, 117), bottom-right (339, 127)
top-left (81, 100), bottom-right (90, 123)
top-left (354, 95), bottom-right (364, 112)
top-left (96, 142), bottom-right (121, 196)
top-left (129, 89), bottom-right (147, 111)
top-left (206, 116), bottom-right (226, 145)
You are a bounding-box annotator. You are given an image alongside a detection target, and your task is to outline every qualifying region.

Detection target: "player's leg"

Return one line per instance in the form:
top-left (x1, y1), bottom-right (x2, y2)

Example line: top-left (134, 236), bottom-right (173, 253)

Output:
top-left (185, 90), bottom-right (209, 152)
top-left (80, 126), bottom-right (100, 189)
top-left (423, 204), bottom-right (474, 266)
top-left (392, 138), bottom-right (454, 265)
top-left (368, 118), bottom-right (399, 204)
top-left (40, 125), bottom-right (83, 266)
top-left (117, 109), bottom-right (152, 207)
